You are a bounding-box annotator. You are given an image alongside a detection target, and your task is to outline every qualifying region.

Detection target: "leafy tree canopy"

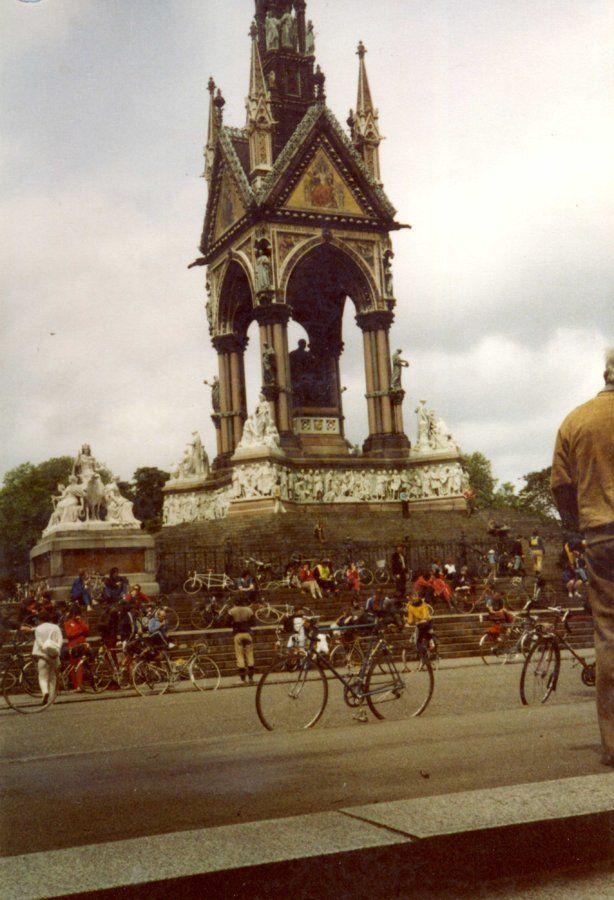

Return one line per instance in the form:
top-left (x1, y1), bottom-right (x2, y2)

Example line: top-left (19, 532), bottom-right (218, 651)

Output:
top-left (131, 466), bottom-right (169, 533)
top-left (0, 457), bottom-right (73, 587)
top-left (463, 454), bottom-right (558, 521)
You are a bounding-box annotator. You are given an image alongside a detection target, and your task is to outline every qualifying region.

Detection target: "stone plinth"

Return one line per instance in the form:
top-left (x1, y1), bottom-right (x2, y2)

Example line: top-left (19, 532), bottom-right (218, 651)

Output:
top-left (30, 528), bottom-right (158, 601)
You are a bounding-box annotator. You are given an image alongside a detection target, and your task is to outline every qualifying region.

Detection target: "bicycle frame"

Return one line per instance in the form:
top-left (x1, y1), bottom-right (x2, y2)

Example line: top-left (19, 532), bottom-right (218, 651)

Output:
top-left (295, 625), bottom-right (402, 704)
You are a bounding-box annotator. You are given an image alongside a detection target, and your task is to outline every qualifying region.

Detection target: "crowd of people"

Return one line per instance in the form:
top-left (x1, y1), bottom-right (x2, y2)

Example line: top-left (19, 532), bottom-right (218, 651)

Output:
top-left (2, 528), bottom-right (592, 699)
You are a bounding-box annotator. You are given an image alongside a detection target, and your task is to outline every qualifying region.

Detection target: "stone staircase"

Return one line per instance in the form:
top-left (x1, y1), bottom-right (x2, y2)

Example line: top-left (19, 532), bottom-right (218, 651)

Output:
top-left (3, 575), bottom-right (586, 678)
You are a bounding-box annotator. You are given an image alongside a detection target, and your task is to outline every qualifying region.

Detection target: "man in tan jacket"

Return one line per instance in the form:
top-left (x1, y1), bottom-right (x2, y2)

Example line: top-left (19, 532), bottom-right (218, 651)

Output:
top-left (551, 347), bottom-right (614, 766)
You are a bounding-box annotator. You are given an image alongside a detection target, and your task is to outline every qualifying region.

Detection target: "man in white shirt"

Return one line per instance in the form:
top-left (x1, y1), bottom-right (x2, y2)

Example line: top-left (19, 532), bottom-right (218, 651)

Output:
top-left (32, 611), bottom-right (63, 705)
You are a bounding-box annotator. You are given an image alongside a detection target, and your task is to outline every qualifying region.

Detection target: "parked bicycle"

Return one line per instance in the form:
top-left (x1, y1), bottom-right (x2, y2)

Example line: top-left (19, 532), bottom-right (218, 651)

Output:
top-left (255, 600), bottom-right (314, 625)
top-left (132, 642), bottom-right (221, 696)
top-left (519, 606), bottom-right (596, 705)
top-left (255, 617), bottom-right (434, 731)
top-left (478, 600), bottom-right (539, 665)
top-left (242, 556), bottom-right (281, 585)
top-left (333, 559), bottom-right (374, 588)
top-left (189, 596), bottom-right (236, 629)
top-left (183, 571), bottom-right (237, 595)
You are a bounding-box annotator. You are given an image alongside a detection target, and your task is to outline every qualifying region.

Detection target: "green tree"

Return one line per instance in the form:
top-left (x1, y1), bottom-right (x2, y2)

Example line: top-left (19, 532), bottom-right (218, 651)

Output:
top-left (131, 467), bottom-right (169, 533)
top-left (0, 457), bottom-right (73, 588)
top-left (518, 466), bottom-right (558, 519)
top-left (461, 452), bottom-right (496, 508)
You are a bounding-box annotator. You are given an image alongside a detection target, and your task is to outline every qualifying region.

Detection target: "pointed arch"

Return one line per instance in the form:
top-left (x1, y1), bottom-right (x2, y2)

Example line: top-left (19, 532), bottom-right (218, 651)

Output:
top-left (216, 258), bottom-right (255, 340)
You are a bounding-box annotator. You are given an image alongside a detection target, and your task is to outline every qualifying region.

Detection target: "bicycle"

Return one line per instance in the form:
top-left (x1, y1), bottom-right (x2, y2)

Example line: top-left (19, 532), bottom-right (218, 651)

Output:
top-left (255, 600), bottom-right (314, 625)
top-left (259, 572), bottom-right (301, 593)
top-left (505, 576), bottom-right (555, 609)
top-left (333, 559), bottom-right (374, 588)
top-left (183, 571), bottom-right (237, 595)
top-left (519, 606), bottom-right (596, 705)
top-left (478, 607), bottom-right (537, 665)
top-left (242, 556), bottom-right (281, 585)
top-left (401, 609), bottom-right (440, 671)
top-left (140, 600), bottom-right (180, 633)
top-left (1, 634), bottom-right (56, 714)
top-left (255, 617), bottom-right (434, 731)
top-left (21, 648), bottom-right (99, 696)
top-left (190, 596), bottom-right (235, 629)
top-left (452, 573), bottom-right (498, 613)
top-left (373, 559), bottom-right (391, 585)
top-left (132, 642), bottom-right (221, 696)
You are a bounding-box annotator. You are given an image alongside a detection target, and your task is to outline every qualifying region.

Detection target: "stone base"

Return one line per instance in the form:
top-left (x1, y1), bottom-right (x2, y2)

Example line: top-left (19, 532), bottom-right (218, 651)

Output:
top-left (362, 433), bottom-right (411, 459)
top-left (30, 528), bottom-right (159, 602)
top-left (227, 498), bottom-right (300, 518)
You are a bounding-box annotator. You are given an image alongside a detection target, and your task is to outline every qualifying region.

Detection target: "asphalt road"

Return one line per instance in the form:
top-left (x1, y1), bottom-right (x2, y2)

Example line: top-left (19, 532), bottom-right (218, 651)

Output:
top-left (0, 657), bottom-right (603, 859)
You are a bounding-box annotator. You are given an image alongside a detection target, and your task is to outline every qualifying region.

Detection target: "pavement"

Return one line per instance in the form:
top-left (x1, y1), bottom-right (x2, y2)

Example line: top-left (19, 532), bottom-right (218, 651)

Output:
top-left (1, 657), bottom-right (612, 898)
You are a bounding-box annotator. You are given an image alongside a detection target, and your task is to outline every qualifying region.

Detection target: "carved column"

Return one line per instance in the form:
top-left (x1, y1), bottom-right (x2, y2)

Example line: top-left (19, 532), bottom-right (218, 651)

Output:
top-left (356, 310), bottom-right (409, 457)
top-left (253, 304), bottom-right (294, 440)
top-left (212, 334), bottom-right (248, 458)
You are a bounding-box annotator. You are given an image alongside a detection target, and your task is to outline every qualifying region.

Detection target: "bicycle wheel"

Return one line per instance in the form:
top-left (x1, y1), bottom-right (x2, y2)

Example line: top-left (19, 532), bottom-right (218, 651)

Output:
top-left (374, 568), bottom-right (390, 586)
top-left (162, 606), bottom-right (180, 633)
top-left (478, 633), bottom-right (501, 665)
top-left (198, 605), bottom-right (216, 629)
top-left (255, 604), bottom-right (281, 624)
top-left (520, 638), bottom-right (560, 705)
top-left (366, 648), bottom-right (433, 719)
top-left (20, 658), bottom-right (42, 695)
top-left (90, 655), bottom-right (114, 692)
top-left (183, 576), bottom-right (202, 596)
top-left (3, 662), bottom-right (56, 713)
top-left (256, 657), bottom-right (328, 731)
top-left (132, 659), bottom-right (171, 696)
top-left (190, 605), bottom-right (208, 629)
top-left (189, 653), bottom-right (221, 691)
top-left (333, 569), bottom-right (346, 586)
top-left (359, 567), bottom-right (374, 587)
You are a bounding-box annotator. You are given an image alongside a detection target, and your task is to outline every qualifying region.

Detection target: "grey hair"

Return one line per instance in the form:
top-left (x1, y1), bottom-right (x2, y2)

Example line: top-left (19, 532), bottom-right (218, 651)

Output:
top-left (605, 347), bottom-right (614, 385)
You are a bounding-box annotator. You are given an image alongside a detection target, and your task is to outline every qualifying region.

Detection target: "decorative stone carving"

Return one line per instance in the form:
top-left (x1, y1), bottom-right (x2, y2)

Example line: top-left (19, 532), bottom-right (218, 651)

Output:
top-left (390, 349), bottom-right (409, 391)
top-left (265, 10), bottom-right (280, 50)
top-left (305, 20), bottom-right (315, 54)
top-left (255, 246), bottom-right (272, 293)
top-left (280, 10), bottom-right (297, 49)
top-left (104, 476), bottom-right (140, 527)
top-left (235, 395), bottom-right (281, 452)
top-left (43, 445), bottom-right (140, 535)
top-left (412, 400), bottom-right (461, 454)
top-left (169, 432), bottom-right (210, 483)
top-left (261, 343), bottom-right (277, 387)
top-left (163, 485), bottom-right (231, 526)
top-left (293, 416), bottom-right (340, 435)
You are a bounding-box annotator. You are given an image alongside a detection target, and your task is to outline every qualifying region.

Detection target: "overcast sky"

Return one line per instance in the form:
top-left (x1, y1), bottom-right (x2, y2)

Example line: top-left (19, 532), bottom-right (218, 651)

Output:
top-left (1, 0), bottom-right (612, 489)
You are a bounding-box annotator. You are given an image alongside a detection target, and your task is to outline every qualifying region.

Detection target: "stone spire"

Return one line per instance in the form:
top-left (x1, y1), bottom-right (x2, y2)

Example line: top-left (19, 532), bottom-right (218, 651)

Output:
top-left (246, 20), bottom-right (275, 185)
top-left (350, 41), bottom-right (383, 184)
top-left (203, 77), bottom-right (217, 182)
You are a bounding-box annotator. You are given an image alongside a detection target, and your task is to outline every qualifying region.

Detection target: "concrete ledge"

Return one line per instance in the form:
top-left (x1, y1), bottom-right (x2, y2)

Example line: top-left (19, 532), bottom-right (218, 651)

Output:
top-left (2, 774), bottom-right (612, 899)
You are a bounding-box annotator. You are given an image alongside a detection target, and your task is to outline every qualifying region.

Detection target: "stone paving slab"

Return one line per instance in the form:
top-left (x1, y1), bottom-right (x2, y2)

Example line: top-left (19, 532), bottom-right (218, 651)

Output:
top-left (342, 773), bottom-right (614, 837)
top-left (1, 774), bottom-right (612, 899)
top-left (0, 811), bottom-right (409, 900)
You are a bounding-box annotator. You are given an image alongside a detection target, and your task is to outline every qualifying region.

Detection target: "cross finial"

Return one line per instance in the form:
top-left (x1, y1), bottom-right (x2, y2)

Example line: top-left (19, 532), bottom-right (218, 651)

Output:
top-left (357, 40), bottom-right (366, 59)
top-left (249, 19), bottom-right (258, 40)
top-left (207, 77), bottom-right (216, 95)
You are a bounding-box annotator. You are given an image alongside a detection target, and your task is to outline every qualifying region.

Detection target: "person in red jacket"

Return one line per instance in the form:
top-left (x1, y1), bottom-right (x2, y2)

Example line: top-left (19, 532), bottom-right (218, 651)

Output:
top-left (63, 604), bottom-right (91, 689)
